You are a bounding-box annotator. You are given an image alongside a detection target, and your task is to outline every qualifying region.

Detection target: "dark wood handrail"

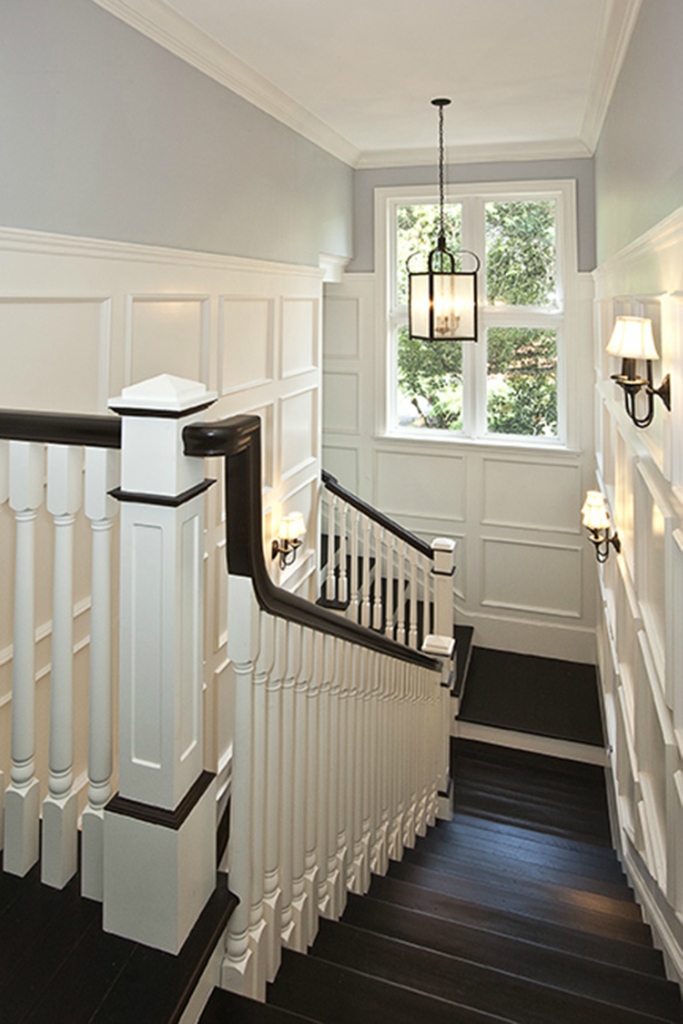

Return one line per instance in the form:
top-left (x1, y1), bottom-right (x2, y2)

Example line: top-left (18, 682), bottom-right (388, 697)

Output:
top-left (0, 409), bottom-right (121, 448)
top-left (321, 469), bottom-right (433, 559)
top-left (184, 417), bottom-right (439, 671)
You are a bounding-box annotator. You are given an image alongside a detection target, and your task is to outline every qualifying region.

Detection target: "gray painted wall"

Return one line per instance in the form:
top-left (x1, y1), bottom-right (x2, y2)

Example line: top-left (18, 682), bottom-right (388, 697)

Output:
top-left (349, 158), bottom-right (596, 273)
top-left (0, 0), bottom-right (353, 265)
top-left (595, 0), bottom-right (683, 264)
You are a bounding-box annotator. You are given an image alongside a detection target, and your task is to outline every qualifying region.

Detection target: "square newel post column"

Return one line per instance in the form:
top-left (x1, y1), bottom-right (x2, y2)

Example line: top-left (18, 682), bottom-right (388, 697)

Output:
top-left (103, 374), bottom-right (217, 955)
top-left (422, 634), bottom-right (455, 823)
top-left (432, 538), bottom-right (457, 639)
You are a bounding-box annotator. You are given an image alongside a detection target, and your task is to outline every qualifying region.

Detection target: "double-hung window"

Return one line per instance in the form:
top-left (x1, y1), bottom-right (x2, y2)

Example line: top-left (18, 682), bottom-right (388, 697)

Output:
top-left (379, 180), bottom-right (576, 445)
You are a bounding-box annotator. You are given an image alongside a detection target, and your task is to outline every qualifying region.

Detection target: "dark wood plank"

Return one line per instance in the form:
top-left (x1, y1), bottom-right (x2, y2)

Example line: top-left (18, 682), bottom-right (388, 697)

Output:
top-left (201, 989), bottom-right (319, 1023)
top-left (341, 894), bottom-right (682, 1021)
top-left (309, 919), bottom-right (680, 1024)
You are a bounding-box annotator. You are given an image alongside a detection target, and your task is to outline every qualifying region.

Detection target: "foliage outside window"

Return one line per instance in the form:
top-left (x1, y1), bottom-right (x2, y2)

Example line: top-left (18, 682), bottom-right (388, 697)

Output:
top-left (390, 190), bottom-right (564, 441)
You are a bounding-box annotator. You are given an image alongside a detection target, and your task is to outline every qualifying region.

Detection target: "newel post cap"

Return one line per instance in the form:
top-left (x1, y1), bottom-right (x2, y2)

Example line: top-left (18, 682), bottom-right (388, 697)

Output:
top-left (108, 374), bottom-right (217, 415)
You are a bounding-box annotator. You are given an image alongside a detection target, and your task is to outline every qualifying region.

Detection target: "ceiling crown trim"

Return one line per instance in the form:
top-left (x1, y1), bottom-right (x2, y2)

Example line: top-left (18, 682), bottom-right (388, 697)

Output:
top-left (580, 0), bottom-right (643, 152)
top-left (357, 138), bottom-right (593, 171)
top-left (91, 0), bottom-right (361, 167)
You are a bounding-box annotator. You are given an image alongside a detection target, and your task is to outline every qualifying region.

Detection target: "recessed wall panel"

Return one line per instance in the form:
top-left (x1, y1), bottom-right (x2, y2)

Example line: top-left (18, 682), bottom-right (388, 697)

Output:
top-left (322, 446), bottom-right (358, 493)
top-left (221, 297), bottom-right (272, 393)
top-left (323, 372), bottom-right (359, 434)
top-left (324, 297), bottom-right (359, 359)
top-left (483, 459), bottom-right (581, 532)
top-left (376, 451), bottom-right (465, 521)
top-left (130, 297), bottom-right (205, 386)
top-left (481, 538), bottom-right (582, 617)
top-left (281, 388), bottom-right (316, 478)
top-left (281, 298), bottom-right (317, 378)
top-left (0, 299), bottom-right (104, 412)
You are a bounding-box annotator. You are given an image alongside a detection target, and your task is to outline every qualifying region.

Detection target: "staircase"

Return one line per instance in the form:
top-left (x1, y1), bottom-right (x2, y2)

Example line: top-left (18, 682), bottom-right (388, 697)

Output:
top-left (201, 739), bottom-right (683, 1024)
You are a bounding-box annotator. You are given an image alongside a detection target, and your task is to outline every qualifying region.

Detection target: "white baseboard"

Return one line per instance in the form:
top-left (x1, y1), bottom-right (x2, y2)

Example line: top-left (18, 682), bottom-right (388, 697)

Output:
top-left (455, 608), bottom-right (596, 664)
top-left (453, 719), bottom-right (607, 766)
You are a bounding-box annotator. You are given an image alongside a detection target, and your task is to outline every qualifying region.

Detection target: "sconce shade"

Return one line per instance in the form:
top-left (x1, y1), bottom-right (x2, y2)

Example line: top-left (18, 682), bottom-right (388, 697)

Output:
top-left (281, 511), bottom-right (306, 541)
top-left (581, 491), bottom-right (610, 531)
top-left (606, 316), bottom-right (658, 361)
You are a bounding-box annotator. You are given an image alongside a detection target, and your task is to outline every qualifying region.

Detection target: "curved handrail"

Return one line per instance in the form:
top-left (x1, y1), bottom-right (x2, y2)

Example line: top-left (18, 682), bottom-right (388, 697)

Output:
top-left (184, 416), bottom-right (439, 671)
top-left (321, 469), bottom-right (432, 559)
top-left (0, 409), bottom-right (121, 448)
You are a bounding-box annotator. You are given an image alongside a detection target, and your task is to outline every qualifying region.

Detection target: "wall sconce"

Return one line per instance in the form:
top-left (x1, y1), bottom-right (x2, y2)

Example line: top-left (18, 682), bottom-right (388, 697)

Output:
top-left (272, 512), bottom-right (306, 570)
top-left (581, 490), bottom-right (621, 563)
top-left (606, 316), bottom-right (671, 428)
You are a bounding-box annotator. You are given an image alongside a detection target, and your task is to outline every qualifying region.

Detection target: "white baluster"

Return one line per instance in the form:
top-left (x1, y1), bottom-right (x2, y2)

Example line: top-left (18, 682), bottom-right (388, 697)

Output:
top-left (304, 632), bottom-right (323, 942)
top-left (3, 441), bottom-right (43, 876)
top-left (385, 535), bottom-right (396, 638)
top-left (360, 516), bottom-right (371, 628)
top-left (408, 547), bottom-right (419, 649)
top-left (348, 508), bottom-right (359, 624)
top-left (262, 616), bottom-right (286, 981)
top-left (372, 522), bottom-right (383, 630)
top-left (0, 439), bottom-right (8, 852)
top-left (345, 643), bottom-right (359, 892)
top-left (81, 448), bottom-right (119, 901)
top-left (41, 445), bottom-right (82, 889)
top-left (223, 578), bottom-right (264, 1000)
top-left (334, 641), bottom-right (349, 916)
top-left (325, 492), bottom-right (336, 602)
top-left (396, 541), bottom-right (407, 646)
top-left (325, 637), bottom-right (345, 917)
top-left (316, 634), bottom-right (334, 918)
top-left (338, 501), bottom-right (348, 605)
top-left (281, 621), bottom-right (304, 950)
top-left (290, 628), bottom-right (313, 947)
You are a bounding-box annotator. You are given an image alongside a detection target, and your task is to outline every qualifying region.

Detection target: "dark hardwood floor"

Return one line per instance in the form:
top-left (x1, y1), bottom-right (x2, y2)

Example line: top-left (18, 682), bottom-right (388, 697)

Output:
top-left (203, 739), bottom-right (683, 1024)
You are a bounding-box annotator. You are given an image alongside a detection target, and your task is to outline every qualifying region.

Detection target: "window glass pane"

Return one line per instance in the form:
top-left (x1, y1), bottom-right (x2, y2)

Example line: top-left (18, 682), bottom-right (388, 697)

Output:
top-left (397, 324), bottom-right (463, 431)
top-left (487, 327), bottom-right (557, 437)
top-left (485, 201), bottom-right (556, 307)
top-left (396, 203), bottom-right (462, 306)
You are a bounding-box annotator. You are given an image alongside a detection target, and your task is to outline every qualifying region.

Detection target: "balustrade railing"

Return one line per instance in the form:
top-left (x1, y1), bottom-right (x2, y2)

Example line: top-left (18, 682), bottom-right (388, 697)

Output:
top-left (0, 376), bottom-right (456, 988)
top-left (320, 470), bottom-right (456, 649)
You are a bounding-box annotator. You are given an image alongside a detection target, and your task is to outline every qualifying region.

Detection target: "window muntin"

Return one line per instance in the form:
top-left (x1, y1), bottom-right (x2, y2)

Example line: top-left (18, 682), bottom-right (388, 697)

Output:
top-left (385, 186), bottom-right (567, 444)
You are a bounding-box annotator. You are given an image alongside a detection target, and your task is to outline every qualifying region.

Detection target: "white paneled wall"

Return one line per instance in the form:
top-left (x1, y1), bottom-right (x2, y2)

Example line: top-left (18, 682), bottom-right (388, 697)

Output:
top-left (593, 206), bottom-right (683, 984)
top-left (322, 272), bottom-right (597, 662)
top-left (0, 226), bottom-right (325, 821)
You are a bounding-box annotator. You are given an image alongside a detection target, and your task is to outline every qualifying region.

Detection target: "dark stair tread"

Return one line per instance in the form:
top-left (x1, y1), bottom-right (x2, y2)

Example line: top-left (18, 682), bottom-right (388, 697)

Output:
top-left (452, 810), bottom-right (622, 865)
top-left (387, 860), bottom-right (653, 945)
top-left (90, 873), bottom-right (238, 1024)
top-left (454, 799), bottom-right (613, 848)
top-left (427, 820), bottom-right (627, 884)
top-left (309, 918), bottom-right (681, 1024)
top-left (269, 948), bottom-right (514, 1024)
top-left (454, 787), bottom-right (613, 845)
top-left (453, 770), bottom-right (612, 818)
top-left (454, 736), bottom-right (608, 781)
top-left (401, 845), bottom-right (637, 906)
top-left (201, 989), bottom-right (319, 1024)
top-left (368, 871), bottom-right (664, 976)
top-left (341, 894), bottom-right (683, 1021)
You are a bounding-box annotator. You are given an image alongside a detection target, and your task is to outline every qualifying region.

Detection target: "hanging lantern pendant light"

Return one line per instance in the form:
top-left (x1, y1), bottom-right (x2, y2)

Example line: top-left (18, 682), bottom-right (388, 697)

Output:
top-left (407, 98), bottom-right (480, 342)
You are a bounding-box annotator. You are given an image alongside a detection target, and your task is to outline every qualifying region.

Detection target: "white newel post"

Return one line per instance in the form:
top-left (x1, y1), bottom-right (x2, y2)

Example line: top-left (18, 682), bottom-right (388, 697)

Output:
top-left (102, 375), bottom-right (217, 955)
top-left (41, 445), bottom-right (83, 889)
top-left (81, 447), bottom-right (119, 901)
top-left (422, 633), bottom-right (456, 822)
top-left (4, 441), bottom-right (44, 876)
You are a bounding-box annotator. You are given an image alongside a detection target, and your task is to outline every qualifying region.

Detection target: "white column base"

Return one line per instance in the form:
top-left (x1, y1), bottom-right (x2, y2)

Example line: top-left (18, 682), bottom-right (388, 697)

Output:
top-left (81, 805), bottom-right (105, 901)
top-left (248, 917), bottom-right (269, 1000)
top-left (263, 889), bottom-right (282, 983)
top-left (388, 817), bottom-right (404, 862)
top-left (403, 803), bottom-right (417, 848)
top-left (41, 790), bottom-right (78, 889)
top-left (304, 865), bottom-right (319, 944)
top-left (321, 862), bottom-right (344, 920)
top-left (103, 776), bottom-right (216, 954)
top-left (416, 797), bottom-right (428, 838)
top-left (3, 778), bottom-right (40, 876)
top-left (371, 822), bottom-right (389, 876)
top-left (282, 894), bottom-right (307, 952)
top-left (221, 945), bottom-right (264, 1003)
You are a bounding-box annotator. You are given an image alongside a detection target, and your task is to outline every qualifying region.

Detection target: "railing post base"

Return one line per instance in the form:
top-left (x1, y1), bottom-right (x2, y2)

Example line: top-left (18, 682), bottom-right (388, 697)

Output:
top-left (41, 790), bottom-right (78, 889)
top-left (303, 865), bottom-right (320, 942)
top-left (282, 896), bottom-right (307, 952)
top-left (103, 775), bottom-right (216, 955)
top-left (2, 779), bottom-right (40, 876)
top-left (221, 942), bottom-right (265, 1003)
top-left (262, 890), bottom-right (283, 983)
top-left (80, 806), bottom-right (105, 900)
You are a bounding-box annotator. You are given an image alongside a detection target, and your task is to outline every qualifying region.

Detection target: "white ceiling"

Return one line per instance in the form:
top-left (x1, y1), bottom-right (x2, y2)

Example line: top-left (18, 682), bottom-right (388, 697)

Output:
top-left (94, 0), bottom-right (643, 166)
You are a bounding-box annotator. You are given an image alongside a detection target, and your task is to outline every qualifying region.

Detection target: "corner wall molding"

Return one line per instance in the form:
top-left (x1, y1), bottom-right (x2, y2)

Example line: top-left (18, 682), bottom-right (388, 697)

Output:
top-left (90, 0), bottom-right (359, 167)
top-left (357, 138), bottom-right (593, 170)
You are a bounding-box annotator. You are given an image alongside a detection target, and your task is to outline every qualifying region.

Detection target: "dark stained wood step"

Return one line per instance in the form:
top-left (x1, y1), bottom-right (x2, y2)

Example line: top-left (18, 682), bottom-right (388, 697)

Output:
top-left (309, 918), bottom-right (681, 1024)
top-left (366, 873), bottom-right (664, 976)
top-left (400, 845), bottom-right (636, 905)
top-left (268, 948), bottom-right (512, 1024)
top-left (454, 794), bottom-right (613, 847)
top-left (341, 894), bottom-right (682, 1021)
top-left (454, 737), bottom-right (607, 780)
top-left (387, 860), bottom-right (652, 944)
top-left (201, 988), bottom-right (319, 1023)
top-left (452, 810), bottom-right (622, 866)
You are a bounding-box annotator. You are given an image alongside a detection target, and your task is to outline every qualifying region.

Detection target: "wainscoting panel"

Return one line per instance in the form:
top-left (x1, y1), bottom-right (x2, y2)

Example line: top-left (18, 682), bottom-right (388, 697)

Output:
top-left (280, 387), bottom-right (317, 479)
top-left (281, 297), bottom-right (318, 378)
top-left (321, 445), bottom-right (358, 493)
top-left (323, 372), bottom-right (359, 434)
top-left (375, 450), bottom-right (466, 522)
top-left (127, 295), bottom-right (208, 387)
top-left (219, 297), bottom-right (273, 395)
top-left (482, 459), bottom-right (582, 533)
top-left (481, 538), bottom-right (582, 618)
top-left (323, 295), bottom-right (359, 359)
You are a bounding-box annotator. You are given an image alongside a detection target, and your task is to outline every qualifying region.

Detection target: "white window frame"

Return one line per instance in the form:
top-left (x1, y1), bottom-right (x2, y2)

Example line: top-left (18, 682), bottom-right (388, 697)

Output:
top-left (374, 179), bottom-right (579, 450)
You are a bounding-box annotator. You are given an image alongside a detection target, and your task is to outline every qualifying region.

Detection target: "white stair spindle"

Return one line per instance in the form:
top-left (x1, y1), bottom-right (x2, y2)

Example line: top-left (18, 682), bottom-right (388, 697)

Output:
top-left (41, 445), bottom-right (82, 889)
top-left (397, 541), bottom-right (407, 646)
top-left (81, 447), bottom-right (119, 901)
top-left (338, 501), bottom-right (348, 605)
top-left (372, 522), bottom-right (383, 630)
top-left (303, 631), bottom-right (323, 942)
top-left (290, 628), bottom-right (313, 947)
top-left (360, 516), bottom-right (371, 627)
top-left (316, 634), bottom-right (334, 918)
top-left (408, 546), bottom-right (419, 649)
top-left (325, 492), bottom-right (336, 602)
top-left (348, 508), bottom-right (359, 624)
top-left (335, 642), bottom-right (349, 915)
top-left (280, 621), bottom-right (304, 951)
top-left (384, 535), bottom-right (396, 638)
top-left (3, 441), bottom-right (44, 876)
top-left (325, 637), bottom-right (345, 918)
top-left (262, 616), bottom-right (287, 982)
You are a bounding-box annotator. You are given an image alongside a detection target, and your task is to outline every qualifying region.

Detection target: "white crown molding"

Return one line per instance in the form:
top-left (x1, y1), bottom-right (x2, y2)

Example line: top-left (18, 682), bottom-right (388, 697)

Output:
top-left (90, 0), bottom-right (360, 167)
top-left (0, 225), bottom-right (327, 278)
top-left (356, 137), bottom-right (593, 170)
top-left (318, 253), bottom-right (351, 284)
top-left (593, 204), bottom-right (683, 289)
top-left (580, 0), bottom-right (643, 153)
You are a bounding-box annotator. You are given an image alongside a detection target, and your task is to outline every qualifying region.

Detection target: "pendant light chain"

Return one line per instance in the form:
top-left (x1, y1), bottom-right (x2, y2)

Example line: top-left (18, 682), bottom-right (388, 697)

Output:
top-left (438, 100), bottom-right (446, 247)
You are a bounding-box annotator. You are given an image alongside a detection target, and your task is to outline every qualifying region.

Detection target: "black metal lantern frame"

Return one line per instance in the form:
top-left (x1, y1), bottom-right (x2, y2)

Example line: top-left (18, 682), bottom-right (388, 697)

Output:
top-left (407, 98), bottom-right (480, 343)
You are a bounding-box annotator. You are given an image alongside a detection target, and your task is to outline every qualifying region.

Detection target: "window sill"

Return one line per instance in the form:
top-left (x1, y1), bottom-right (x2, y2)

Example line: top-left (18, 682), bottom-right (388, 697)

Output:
top-left (379, 429), bottom-right (580, 457)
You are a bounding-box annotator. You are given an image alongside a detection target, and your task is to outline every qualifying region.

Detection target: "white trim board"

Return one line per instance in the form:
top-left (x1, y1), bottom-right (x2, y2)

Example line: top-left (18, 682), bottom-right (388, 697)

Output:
top-left (453, 719), bottom-right (607, 767)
